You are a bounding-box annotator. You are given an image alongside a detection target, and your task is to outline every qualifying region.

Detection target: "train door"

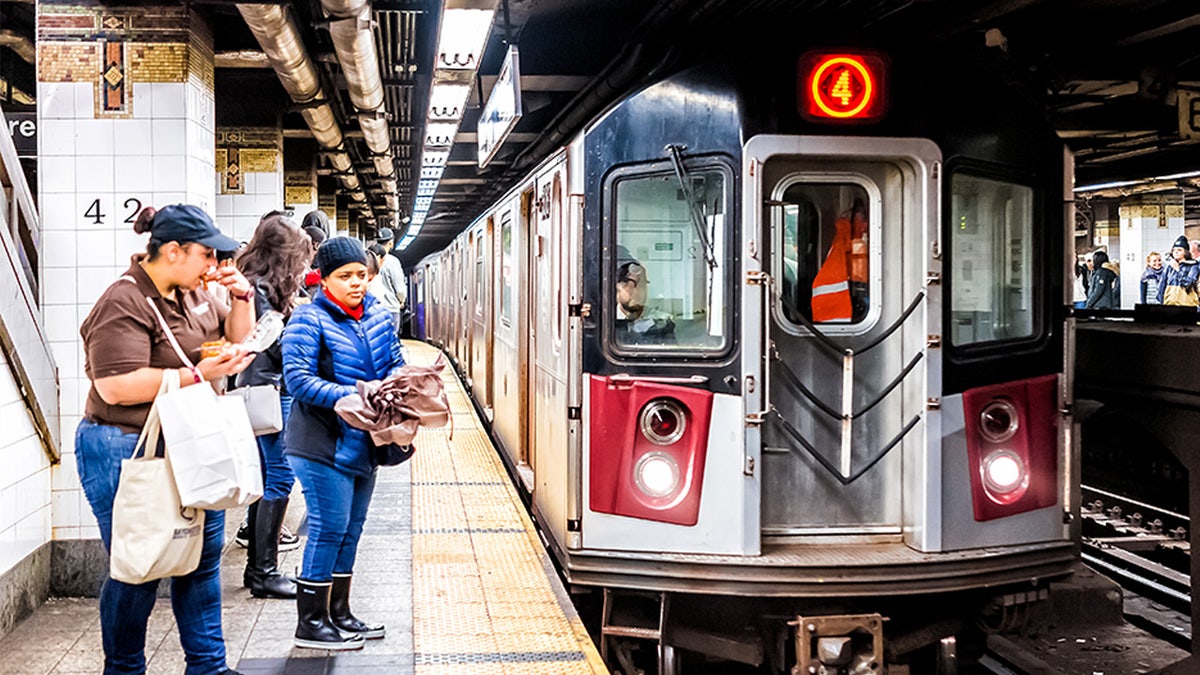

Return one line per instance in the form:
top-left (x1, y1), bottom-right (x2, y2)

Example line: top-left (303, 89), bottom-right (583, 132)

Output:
top-left (742, 136), bottom-right (940, 540)
top-left (519, 188), bottom-right (535, 485)
top-left (492, 201), bottom-right (527, 479)
top-left (471, 219), bottom-right (494, 415)
top-left (532, 167), bottom-right (572, 530)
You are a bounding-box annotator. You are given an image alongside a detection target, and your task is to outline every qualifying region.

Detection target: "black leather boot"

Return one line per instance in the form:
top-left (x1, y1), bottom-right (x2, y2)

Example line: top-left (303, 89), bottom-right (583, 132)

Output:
top-left (330, 573), bottom-right (385, 639)
top-left (294, 579), bottom-right (364, 650)
top-left (247, 498), bottom-right (297, 599)
top-left (241, 501), bottom-right (258, 589)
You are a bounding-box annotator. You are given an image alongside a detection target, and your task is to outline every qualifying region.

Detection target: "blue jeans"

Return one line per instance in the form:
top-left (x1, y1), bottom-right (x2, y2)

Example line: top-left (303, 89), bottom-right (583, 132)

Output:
top-left (75, 419), bottom-right (228, 675)
top-left (257, 394), bottom-right (295, 501)
top-left (286, 455), bottom-right (376, 581)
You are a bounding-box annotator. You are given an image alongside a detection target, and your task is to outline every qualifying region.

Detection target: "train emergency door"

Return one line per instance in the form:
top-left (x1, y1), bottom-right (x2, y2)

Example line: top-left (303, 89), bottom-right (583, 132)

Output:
top-left (744, 136), bottom-right (941, 540)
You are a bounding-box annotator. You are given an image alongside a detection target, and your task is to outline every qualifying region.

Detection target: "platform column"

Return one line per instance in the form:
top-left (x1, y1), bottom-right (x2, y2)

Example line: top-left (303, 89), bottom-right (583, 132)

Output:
top-left (1114, 197), bottom-right (1183, 307)
top-left (214, 126), bottom-right (283, 242)
top-left (36, 3), bottom-right (216, 594)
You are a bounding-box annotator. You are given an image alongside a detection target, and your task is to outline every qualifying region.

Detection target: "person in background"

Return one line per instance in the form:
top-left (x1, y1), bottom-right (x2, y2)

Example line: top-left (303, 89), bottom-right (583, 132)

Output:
top-left (1139, 251), bottom-right (1165, 305)
top-left (1190, 239), bottom-right (1200, 263)
top-left (302, 211), bottom-right (330, 297)
top-left (282, 237), bottom-right (405, 650)
top-left (365, 247), bottom-right (381, 281)
top-left (77, 204), bottom-right (256, 674)
top-left (231, 213), bottom-right (313, 600)
top-left (614, 249), bottom-right (675, 343)
top-left (1084, 250), bottom-right (1119, 309)
top-left (1072, 261), bottom-right (1088, 309)
top-left (369, 228), bottom-right (407, 332)
top-left (1162, 235), bottom-right (1200, 306)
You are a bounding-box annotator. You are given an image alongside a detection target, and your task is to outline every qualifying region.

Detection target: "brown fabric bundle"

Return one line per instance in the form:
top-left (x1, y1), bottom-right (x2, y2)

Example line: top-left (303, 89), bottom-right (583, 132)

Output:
top-left (335, 355), bottom-right (451, 446)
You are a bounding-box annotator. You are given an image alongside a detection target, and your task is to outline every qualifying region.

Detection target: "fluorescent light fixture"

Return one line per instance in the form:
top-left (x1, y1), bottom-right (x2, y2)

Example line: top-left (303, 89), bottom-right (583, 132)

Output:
top-left (422, 150), bottom-right (450, 167)
top-left (1075, 169), bottom-right (1200, 193)
top-left (416, 197), bottom-right (433, 209)
top-left (436, 8), bottom-right (494, 70)
top-left (419, 178), bottom-right (439, 191)
top-left (411, 212), bottom-right (427, 225)
top-left (425, 122), bottom-right (458, 147)
top-left (417, 184), bottom-right (437, 197)
top-left (429, 82), bottom-right (471, 120)
top-left (421, 166), bottom-right (446, 180)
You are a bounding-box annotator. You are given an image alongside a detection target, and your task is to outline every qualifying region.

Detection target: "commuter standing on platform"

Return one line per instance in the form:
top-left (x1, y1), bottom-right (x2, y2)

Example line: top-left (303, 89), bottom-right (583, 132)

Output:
top-left (1162, 235), bottom-right (1200, 306)
top-left (231, 213), bottom-right (313, 600)
top-left (281, 237), bottom-right (405, 650)
top-left (1084, 250), bottom-right (1119, 309)
top-left (369, 227), bottom-right (408, 332)
top-left (76, 205), bottom-right (256, 675)
top-left (1139, 251), bottom-right (1165, 305)
top-left (301, 210), bottom-right (330, 297)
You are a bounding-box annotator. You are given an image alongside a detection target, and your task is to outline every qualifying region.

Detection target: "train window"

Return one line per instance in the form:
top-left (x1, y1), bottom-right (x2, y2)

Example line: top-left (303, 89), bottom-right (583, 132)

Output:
top-left (552, 175), bottom-right (564, 346)
top-left (776, 182), bottom-right (871, 326)
top-left (949, 173), bottom-right (1035, 345)
top-left (475, 235), bottom-right (484, 316)
top-left (611, 165), bottom-right (729, 352)
top-left (500, 212), bottom-right (514, 327)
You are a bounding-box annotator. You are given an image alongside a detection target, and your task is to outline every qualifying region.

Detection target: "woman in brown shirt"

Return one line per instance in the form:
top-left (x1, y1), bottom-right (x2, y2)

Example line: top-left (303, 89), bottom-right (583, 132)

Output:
top-left (77, 204), bottom-right (256, 675)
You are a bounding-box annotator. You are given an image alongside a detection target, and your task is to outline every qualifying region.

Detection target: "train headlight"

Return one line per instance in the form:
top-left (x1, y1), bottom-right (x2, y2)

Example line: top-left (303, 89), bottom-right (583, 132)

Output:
top-left (633, 451), bottom-right (680, 498)
top-left (982, 449), bottom-right (1027, 495)
top-left (979, 399), bottom-right (1019, 442)
top-left (639, 398), bottom-right (687, 445)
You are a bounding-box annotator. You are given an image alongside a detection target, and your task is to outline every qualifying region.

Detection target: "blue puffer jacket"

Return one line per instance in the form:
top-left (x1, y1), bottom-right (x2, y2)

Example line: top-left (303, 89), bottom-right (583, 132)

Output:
top-left (282, 290), bottom-right (404, 476)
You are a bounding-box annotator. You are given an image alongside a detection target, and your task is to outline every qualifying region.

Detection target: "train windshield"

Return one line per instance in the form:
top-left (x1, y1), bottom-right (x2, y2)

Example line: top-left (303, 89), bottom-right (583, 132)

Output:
top-left (611, 166), bottom-right (729, 352)
top-left (949, 173), bottom-right (1036, 345)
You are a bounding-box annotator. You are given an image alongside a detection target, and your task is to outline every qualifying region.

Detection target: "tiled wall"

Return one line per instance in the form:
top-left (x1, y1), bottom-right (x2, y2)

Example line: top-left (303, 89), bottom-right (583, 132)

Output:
top-left (0, 350), bottom-right (52, 576)
top-left (37, 76), bottom-right (216, 550)
top-left (214, 171), bottom-right (284, 243)
top-left (1109, 204), bottom-right (1184, 308)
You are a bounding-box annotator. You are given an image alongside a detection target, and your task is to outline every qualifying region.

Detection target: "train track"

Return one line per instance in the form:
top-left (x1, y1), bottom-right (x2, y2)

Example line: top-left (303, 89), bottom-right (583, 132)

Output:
top-left (1080, 484), bottom-right (1192, 649)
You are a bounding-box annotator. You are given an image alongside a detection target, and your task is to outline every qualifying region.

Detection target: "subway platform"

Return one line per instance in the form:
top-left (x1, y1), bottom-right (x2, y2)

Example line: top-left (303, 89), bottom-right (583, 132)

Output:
top-left (0, 341), bottom-right (605, 674)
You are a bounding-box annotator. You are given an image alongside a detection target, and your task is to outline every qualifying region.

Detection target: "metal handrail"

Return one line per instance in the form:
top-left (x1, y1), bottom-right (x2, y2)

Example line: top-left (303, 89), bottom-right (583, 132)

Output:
top-left (0, 107), bottom-right (60, 460)
top-left (770, 409), bottom-right (922, 486)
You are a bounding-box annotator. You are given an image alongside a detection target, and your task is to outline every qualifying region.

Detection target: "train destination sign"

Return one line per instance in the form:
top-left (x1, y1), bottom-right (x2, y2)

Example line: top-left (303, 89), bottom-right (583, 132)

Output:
top-left (799, 52), bottom-right (888, 123)
top-left (478, 46), bottom-right (523, 168)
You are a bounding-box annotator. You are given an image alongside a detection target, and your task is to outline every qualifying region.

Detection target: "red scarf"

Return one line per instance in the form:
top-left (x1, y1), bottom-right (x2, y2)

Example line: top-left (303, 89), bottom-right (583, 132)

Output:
top-left (326, 292), bottom-right (364, 320)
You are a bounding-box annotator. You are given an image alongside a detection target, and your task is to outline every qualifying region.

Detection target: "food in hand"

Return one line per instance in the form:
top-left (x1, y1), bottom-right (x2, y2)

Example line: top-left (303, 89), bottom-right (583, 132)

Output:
top-left (200, 340), bottom-right (227, 359)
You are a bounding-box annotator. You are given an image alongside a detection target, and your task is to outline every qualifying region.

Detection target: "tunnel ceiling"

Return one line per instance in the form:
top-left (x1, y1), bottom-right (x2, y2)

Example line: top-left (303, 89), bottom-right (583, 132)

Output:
top-left (4, 1), bottom-right (1200, 265)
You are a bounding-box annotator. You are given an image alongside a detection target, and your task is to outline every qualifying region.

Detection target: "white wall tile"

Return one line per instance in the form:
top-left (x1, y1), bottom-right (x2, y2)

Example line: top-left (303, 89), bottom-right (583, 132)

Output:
top-left (41, 270), bottom-right (77, 306)
top-left (114, 119), bottom-right (153, 156)
top-left (76, 156), bottom-right (115, 193)
top-left (52, 455), bottom-right (79, 492)
top-left (51, 491), bottom-right (80, 528)
top-left (42, 306), bottom-right (77, 344)
top-left (38, 82), bottom-right (74, 119)
top-left (38, 119), bottom-right (75, 157)
top-left (38, 194), bottom-right (76, 232)
top-left (150, 83), bottom-right (186, 119)
top-left (73, 84), bottom-right (96, 121)
top-left (0, 485), bottom-right (15, 530)
top-left (114, 156), bottom-right (154, 193)
top-left (152, 155), bottom-right (186, 193)
top-left (75, 119), bottom-right (116, 157)
top-left (77, 227), bottom-right (118, 267)
top-left (153, 192), bottom-right (187, 208)
top-left (40, 230), bottom-right (76, 269)
top-left (77, 267), bottom-right (116, 307)
top-left (186, 120), bottom-right (212, 163)
top-left (256, 194), bottom-right (280, 218)
top-left (133, 82), bottom-right (155, 119)
top-left (38, 156), bottom-right (77, 194)
top-left (152, 118), bottom-right (186, 156)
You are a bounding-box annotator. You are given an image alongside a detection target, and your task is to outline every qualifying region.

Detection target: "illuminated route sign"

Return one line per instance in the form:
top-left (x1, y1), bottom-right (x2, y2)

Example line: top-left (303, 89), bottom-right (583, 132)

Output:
top-left (799, 52), bottom-right (888, 123)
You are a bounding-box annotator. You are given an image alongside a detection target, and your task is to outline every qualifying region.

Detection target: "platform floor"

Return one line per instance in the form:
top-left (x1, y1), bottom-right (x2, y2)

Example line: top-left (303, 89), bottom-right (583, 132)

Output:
top-left (0, 341), bottom-right (605, 674)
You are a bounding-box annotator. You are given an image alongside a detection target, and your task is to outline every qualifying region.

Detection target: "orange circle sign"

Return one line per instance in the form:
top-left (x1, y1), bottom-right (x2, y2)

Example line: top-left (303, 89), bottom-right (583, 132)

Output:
top-left (810, 56), bottom-right (875, 119)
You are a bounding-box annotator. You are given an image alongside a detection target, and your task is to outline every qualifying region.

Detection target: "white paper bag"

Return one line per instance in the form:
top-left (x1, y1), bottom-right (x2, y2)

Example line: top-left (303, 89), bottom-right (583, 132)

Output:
top-left (110, 372), bottom-right (205, 584)
top-left (157, 382), bottom-right (263, 510)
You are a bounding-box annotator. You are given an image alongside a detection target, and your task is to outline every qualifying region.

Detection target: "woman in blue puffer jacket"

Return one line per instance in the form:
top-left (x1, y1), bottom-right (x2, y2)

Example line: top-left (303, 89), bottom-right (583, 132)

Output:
top-left (281, 237), bottom-right (404, 651)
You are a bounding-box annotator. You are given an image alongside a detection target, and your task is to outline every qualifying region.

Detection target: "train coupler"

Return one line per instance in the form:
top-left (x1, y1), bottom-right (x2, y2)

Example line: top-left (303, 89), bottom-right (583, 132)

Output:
top-left (790, 613), bottom-right (885, 675)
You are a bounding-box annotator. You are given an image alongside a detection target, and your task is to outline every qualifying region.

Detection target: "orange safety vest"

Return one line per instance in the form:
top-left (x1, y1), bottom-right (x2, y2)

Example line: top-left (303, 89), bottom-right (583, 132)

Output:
top-left (812, 217), bottom-right (853, 322)
top-left (849, 207), bottom-right (869, 283)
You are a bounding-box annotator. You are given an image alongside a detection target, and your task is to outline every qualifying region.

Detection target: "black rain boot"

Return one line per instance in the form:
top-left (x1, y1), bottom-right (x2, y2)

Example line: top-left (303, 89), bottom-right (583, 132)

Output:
top-left (294, 579), bottom-right (364, 650)
top-left (248, 498), bottom-right (297, 599)
top-left (241, 501), bottom-right (258, 589)
top-left (330, 573), bottom-right (385, 639)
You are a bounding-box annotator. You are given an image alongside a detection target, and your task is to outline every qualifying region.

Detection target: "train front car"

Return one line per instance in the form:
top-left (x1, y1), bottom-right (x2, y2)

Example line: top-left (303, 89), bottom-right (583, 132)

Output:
top-left (573, 45), bottom-right (1074, 672)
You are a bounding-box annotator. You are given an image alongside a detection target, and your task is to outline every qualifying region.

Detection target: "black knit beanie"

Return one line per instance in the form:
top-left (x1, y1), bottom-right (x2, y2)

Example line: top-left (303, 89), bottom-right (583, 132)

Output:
top-left (316, 237), bottom-right (368, 278)
top-left (1174, 235), bottom-right (1189, 251)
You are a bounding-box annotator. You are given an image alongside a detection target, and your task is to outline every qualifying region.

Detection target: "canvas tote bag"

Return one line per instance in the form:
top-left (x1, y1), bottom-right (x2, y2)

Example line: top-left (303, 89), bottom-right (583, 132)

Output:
top-left (144, 298), bottom-right (263, 510)
top-left (110, 371), bottom-right (205, 584)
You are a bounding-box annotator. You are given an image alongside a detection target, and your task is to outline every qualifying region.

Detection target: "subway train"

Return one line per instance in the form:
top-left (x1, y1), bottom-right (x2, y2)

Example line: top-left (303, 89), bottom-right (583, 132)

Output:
top-left (411, 39), bottom-right (1075, 674)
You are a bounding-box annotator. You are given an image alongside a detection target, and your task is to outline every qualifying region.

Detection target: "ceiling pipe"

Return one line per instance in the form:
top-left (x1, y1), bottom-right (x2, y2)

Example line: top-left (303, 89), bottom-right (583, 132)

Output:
top-left (321, 0), bottom-right (398, 196)
top-left (237, 5), bottom-right (364, 194)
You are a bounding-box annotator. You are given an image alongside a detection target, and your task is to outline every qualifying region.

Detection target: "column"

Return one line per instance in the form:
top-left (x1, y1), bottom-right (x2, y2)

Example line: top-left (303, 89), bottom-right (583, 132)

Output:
top-left (214, 126), bottom-right (283, 242)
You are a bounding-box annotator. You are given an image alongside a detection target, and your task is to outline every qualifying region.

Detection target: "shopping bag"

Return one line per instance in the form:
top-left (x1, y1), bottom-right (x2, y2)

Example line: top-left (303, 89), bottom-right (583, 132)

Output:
top-left (110, 372), bottom-right (205, 584)
top-left (232, 384), bottom-right (283, 436)
top-left (158, 378), bottom-right (263, 510)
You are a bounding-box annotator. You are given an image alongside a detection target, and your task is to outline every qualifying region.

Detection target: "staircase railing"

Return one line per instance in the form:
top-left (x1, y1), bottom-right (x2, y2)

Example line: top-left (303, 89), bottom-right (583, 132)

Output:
top-left (0, 106), bottom-right (60, 460)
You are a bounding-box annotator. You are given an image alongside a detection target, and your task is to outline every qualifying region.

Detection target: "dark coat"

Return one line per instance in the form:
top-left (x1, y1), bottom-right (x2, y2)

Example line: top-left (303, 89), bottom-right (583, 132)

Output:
top-left (1085, 265), bottom-right (1119, 309)
top-left (281, 290), bottom-right (404, 476)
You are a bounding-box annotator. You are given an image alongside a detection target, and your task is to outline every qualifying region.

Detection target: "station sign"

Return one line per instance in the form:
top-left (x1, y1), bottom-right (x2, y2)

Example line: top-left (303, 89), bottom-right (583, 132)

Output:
top-left (798, 51), bottom-right (888, 123)
top-left (478, 46), bottom-right (522, 168)
top-left (1180, 91), bottom-right (1200, 140)
top-left (5, 111), bottom-right (37, 158)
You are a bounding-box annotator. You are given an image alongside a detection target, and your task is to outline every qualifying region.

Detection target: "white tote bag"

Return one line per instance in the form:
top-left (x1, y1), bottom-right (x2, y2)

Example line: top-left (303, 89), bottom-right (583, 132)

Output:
top-left (110, 372), bottom-right (206, 584)
top-left (145, 298), bottom-right (263, 510)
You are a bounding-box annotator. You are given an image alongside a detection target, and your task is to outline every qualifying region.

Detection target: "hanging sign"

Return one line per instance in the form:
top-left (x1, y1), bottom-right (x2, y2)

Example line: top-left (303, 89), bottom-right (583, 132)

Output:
top-left (478, 46), bottom-right (522, 168)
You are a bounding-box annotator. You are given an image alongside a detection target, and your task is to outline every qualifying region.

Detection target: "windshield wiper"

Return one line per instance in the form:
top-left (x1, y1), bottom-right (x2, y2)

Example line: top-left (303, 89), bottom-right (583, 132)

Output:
top-left (665, 144), bottom-right (717, 270)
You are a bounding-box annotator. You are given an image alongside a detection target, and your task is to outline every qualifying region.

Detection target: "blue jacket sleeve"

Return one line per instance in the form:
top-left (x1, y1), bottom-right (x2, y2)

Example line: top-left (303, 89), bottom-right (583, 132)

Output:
top-left (282, 306), bottom-right (355, 408)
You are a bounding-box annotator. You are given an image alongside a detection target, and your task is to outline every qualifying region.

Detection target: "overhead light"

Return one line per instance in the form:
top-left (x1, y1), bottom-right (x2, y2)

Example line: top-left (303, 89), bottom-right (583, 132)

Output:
top-left (415, 196), bottom-right (433, 209)
top-left (421, 166), bottom-right (446, 180)
top-left (435, 8), bottom-right (494, 70)
top-left (429, 82), bottom-right (471, 120)
top-left (422, 150), bottom-right (450, 167)
top-left (425, 122), bottom-right (458, 147)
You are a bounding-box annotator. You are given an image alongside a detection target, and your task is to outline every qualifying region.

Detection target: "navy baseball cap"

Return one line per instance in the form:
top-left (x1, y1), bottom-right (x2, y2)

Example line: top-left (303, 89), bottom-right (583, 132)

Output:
top-left (376, 227), bottom-right (394, 243)
top-left (151, 204), bottom-right (239, 253)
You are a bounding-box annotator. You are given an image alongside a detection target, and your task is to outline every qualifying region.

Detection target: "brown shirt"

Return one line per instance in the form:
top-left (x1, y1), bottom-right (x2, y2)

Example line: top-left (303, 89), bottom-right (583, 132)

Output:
top-left (81, 255), bottom-right (230, 433)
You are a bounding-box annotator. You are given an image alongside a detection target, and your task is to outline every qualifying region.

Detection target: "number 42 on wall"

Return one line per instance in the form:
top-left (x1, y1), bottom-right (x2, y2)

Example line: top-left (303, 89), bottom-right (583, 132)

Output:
top-left (84, 198), bottom-right (143, 225)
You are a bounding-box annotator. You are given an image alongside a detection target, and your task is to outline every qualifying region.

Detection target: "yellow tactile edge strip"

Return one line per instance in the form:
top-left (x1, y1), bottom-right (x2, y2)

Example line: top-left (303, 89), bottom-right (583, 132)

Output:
top-left (404, 340), bottom-right (608, 674)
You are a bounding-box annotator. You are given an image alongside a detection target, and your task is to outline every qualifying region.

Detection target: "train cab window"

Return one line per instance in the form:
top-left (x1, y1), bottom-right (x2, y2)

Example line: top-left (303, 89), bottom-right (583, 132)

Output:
top-left (949, 173), bottom-right (1035, 345)
top-left (776, 182), bottom-right (871, 326)
top-left (610, 165), bottom-right (730, 352)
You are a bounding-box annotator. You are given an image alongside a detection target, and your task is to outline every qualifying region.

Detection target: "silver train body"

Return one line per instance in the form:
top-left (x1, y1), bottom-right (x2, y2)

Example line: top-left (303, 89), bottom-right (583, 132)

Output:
top-left (413, 47), bottom-right (1077, 671)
